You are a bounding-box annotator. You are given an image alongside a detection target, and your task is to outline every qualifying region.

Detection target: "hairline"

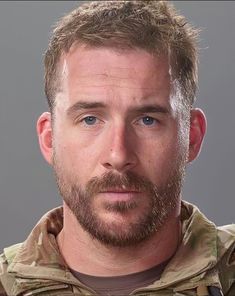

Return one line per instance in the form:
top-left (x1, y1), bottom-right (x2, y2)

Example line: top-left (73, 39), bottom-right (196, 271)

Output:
top-left (51, 41), bottom-right (188, 109)
top-left (50, 42), bottom-right (191, 128)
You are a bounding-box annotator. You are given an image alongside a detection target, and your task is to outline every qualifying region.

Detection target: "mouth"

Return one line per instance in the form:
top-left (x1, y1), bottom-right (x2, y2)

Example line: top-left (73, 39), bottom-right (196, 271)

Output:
top-left (100, 184), bottom-right (141, 193)
top-left (100, 188), bottom-right (141, 193)
top-left (98, 189), bottom-right (142, 201)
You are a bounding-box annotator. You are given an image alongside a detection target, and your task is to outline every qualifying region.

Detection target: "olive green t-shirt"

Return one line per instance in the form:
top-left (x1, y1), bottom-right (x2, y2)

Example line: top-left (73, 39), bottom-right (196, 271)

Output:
top-left (71, 259), bottom-right (222, 296)
top-left (71, 259), bottom-right (169, 296)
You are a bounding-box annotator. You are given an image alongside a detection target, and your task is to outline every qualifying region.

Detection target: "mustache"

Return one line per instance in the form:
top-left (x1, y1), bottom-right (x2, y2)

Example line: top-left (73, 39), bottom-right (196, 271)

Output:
top-left (85, 171), bottom-right (156, 197)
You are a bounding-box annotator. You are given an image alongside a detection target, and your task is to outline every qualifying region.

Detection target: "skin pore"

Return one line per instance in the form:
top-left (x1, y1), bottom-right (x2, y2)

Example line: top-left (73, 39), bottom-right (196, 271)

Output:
top-left (37, 45), bottom-right (206, 276)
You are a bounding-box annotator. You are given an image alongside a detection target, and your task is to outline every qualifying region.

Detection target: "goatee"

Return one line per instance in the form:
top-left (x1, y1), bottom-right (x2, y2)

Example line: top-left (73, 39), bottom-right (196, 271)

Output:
top-left (53, 157), bottom-right (184, 247)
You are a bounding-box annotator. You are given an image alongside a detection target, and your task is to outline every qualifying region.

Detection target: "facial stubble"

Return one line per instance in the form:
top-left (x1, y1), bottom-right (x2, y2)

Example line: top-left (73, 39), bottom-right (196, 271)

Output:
top-left (53, 154), bottom-right (185, 248)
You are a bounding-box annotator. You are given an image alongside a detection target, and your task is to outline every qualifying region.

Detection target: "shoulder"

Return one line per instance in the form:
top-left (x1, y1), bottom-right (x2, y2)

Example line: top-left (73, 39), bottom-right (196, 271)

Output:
top-left (0, 243), bottom-right (23, 296)
top-left (0, 251), bottom-right (8, 296)
top-left (217, 224), bottom-right (235, 261)
top-left (218, 224), bottom-right (235, 237)
top-left (216, 224), bottom-right (235, 296)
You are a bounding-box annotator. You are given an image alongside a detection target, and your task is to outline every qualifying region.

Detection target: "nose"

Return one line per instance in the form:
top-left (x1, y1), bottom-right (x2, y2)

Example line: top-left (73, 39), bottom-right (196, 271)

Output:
top-left (101, 123), bottom-right (138, 172)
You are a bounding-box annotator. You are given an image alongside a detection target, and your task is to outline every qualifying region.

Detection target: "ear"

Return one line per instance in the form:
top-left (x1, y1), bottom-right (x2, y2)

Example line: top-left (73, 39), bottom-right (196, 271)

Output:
top-left (36, 112), bottom-right (53, 165)
top-left (188, 108), bottom-right (207, 163)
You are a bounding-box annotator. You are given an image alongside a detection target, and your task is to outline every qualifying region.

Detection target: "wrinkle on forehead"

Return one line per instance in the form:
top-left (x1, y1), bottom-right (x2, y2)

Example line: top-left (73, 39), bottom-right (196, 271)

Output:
top-left (61, 59), bottom-right (139, 80)
top-left (57, 48), bottom-right (178, 112)
top-left (98, 66), bottom-right (138, 80)
top-left (60, 47), bottom-right (168, 80)
top-left (60, 60), bottom-right (143, 93)
top-left (61, 64), bottom-right (169, 94)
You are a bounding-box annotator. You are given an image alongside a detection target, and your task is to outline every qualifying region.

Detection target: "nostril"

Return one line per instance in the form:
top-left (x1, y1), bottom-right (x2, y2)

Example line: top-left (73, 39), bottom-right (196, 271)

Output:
top-left (102, 161), bottom-right (135, 173)
top-left (103, 162), bottom-right (113, 169)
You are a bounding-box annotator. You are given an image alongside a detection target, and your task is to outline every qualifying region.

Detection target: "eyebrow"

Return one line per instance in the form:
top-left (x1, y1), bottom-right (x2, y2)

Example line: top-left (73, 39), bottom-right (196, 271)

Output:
top-left (67, 101), bottom-right (106, 118)
top-left (133, 105), bottom-right (169, 114)
top-left (66, 101), bottom-right (169, 118)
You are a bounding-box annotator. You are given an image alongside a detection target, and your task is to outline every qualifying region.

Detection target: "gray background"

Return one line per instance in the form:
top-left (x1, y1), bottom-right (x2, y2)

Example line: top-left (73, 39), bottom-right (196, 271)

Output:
top-left (0, 1), bottom-right (234, 250)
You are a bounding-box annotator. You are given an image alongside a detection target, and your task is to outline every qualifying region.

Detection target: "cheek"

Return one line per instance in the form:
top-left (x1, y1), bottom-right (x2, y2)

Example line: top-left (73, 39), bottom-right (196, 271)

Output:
top-left (145, 148), bottom-right (174, 182)
top-left (53, 132), bottom-right (100, 182)
top-left (139, 135), bottom-right (185, 183)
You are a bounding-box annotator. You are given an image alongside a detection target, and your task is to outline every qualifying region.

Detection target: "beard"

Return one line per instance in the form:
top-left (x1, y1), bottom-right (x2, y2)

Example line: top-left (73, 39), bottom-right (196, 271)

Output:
top-left (53, 155), bottom-right (185, 248)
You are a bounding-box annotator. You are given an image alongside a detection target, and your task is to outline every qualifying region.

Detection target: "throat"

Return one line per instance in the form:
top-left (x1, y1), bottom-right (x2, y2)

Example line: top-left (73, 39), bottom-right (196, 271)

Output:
top-left (56, 205), bottom-right (182, 277)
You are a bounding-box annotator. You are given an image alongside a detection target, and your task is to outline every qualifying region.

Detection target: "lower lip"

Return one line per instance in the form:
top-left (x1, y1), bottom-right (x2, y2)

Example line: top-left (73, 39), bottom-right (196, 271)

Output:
top-left (99, 192), bottom-right (141, 201)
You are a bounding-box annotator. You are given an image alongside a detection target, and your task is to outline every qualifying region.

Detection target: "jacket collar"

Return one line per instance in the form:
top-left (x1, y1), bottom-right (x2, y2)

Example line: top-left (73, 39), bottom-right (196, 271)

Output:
top-left (4, 201), bottom-right (227, 295)
top-left (146, 201), bottom-right (219, 292)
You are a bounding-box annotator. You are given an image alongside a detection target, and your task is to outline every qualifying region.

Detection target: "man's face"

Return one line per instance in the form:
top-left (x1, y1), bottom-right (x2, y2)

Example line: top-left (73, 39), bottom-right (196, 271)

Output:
top-left (52, 46), bottom-right (189, 247)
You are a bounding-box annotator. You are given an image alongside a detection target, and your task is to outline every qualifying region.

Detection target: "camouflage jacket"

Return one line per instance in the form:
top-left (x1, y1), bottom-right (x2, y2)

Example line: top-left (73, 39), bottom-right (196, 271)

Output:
top-left (0, 201), bottom-right (234, 296)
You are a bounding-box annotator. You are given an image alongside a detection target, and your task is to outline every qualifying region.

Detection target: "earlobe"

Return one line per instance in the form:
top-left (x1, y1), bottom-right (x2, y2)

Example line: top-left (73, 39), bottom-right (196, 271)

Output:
top-left (36, 112), bottom-right (53, 165)
top-left (188, 108), bottom-right (207, 163)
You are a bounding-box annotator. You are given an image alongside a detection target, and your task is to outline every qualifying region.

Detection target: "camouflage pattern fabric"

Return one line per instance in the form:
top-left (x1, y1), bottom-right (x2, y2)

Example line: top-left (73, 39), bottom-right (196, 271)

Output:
top-left (0, 201), bottom-right (234, 296)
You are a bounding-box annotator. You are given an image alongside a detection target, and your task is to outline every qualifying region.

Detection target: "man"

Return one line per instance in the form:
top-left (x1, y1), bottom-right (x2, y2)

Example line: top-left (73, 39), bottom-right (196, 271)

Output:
top-left (0, 1), bottom-right (234, 295)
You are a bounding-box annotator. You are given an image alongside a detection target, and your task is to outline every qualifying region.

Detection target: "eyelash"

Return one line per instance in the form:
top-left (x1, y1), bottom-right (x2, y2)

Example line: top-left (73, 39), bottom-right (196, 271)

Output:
top-left (76, 115), bottom-right (160, 128)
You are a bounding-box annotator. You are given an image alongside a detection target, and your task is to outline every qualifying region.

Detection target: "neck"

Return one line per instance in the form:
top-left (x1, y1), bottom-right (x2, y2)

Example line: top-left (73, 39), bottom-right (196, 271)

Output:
top-left (57, 202), bottom-right (182, 276)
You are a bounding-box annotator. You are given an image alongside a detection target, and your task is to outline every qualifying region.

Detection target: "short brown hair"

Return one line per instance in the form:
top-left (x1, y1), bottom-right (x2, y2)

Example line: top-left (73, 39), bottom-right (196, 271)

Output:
top-left (44, 0), bottom-right (199, 111)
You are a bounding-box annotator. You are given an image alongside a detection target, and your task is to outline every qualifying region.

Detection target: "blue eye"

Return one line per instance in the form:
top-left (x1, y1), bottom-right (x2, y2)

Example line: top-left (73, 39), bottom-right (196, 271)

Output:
top-left (141, 116), bottom-right (156, 126)
top-left (83, 116), bottom-right (97, 125)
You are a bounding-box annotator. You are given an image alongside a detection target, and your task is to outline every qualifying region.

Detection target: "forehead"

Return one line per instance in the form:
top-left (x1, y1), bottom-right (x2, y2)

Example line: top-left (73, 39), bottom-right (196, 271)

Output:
top-left (56, 45), bottom-right (171, 107)
top-left (62, 45), bottom-right (169, 81)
